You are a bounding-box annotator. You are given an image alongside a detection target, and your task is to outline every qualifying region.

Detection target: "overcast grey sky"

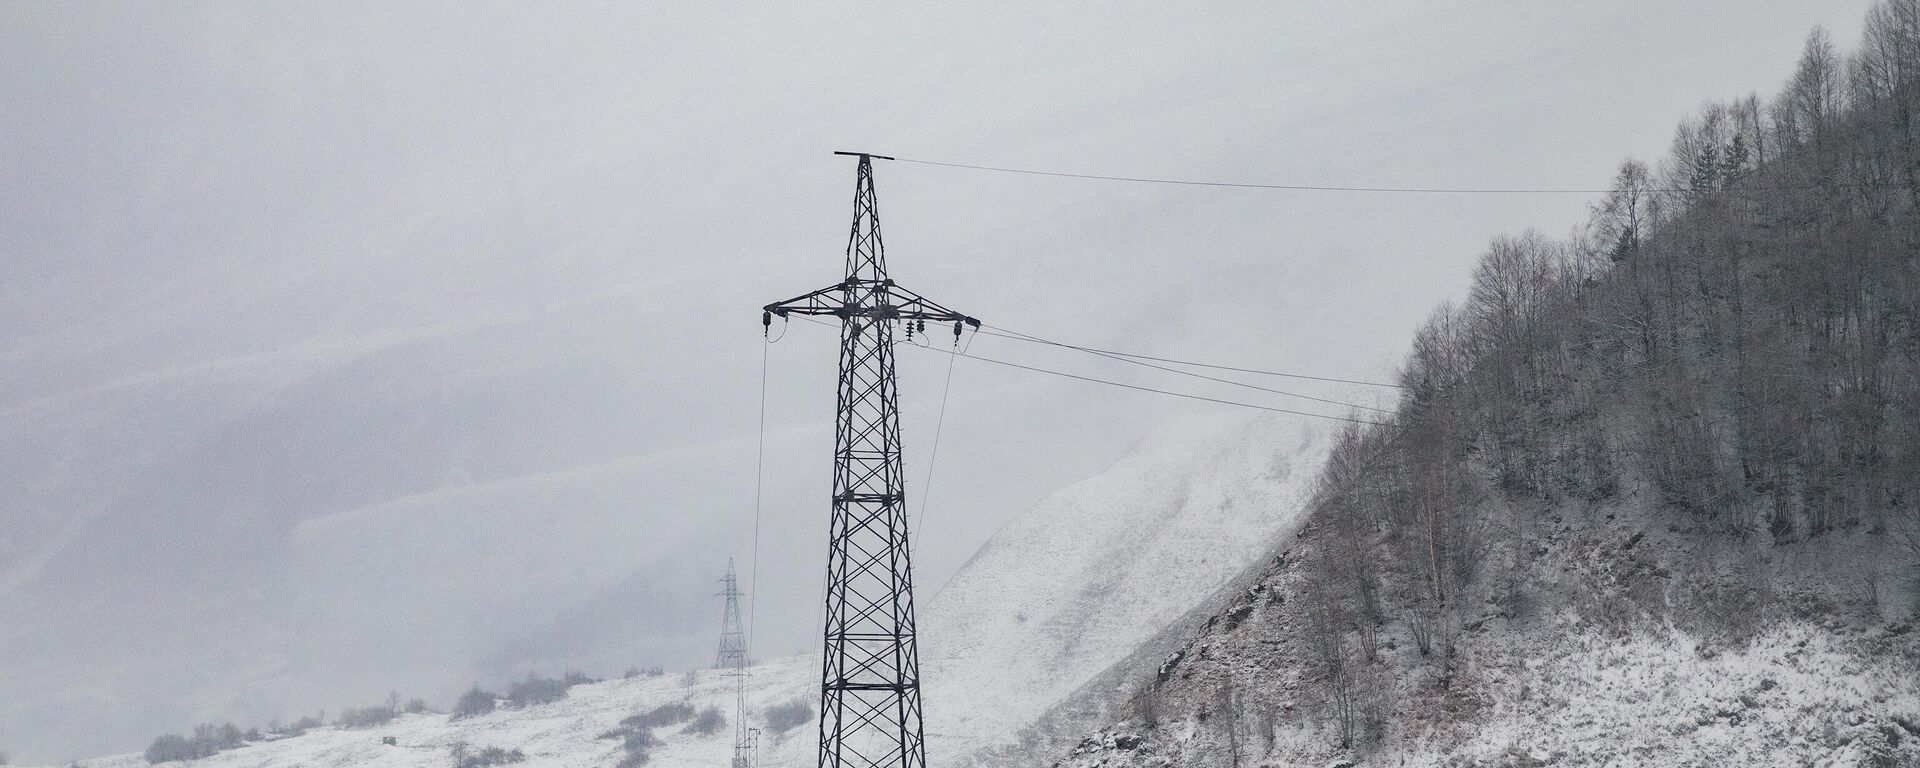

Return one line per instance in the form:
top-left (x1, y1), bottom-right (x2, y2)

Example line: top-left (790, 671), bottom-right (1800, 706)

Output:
top-left (0, 1), bottom-right (1873, 760)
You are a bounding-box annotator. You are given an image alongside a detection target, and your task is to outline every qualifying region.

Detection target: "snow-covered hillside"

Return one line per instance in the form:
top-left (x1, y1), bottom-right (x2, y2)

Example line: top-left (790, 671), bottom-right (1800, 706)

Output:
top-left (52, 658), bottom-right (820, 768)
top-left (1398, 623), bottom-right (1920, 766)
top-left (39, 411), bottom-right (1338, 768)
top-left (920, 413), bottom-right (1330, 766)
top-left (0, 297), bottom-right (774, 761)
top-left (1062, 621), bottom-right (1920, 768)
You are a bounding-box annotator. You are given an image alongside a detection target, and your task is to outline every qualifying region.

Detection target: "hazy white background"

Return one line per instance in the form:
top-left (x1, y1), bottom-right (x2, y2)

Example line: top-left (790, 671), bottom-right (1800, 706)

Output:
top-left (0, 2), bottom-right (1870, 761)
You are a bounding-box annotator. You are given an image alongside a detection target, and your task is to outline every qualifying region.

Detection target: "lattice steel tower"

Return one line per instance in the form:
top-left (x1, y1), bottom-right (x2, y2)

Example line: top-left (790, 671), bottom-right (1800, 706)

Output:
top-left (763, 152), bottom-right (978, 768)
top-left (716, 558), bottom-right (747, 670)
top-left (716, 559), bottom-right (757, 768)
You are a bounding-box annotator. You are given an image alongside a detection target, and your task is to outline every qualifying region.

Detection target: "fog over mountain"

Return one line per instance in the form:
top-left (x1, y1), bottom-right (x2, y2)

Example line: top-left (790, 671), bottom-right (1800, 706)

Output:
top-left (0, 1), bottom-right (1871, 762)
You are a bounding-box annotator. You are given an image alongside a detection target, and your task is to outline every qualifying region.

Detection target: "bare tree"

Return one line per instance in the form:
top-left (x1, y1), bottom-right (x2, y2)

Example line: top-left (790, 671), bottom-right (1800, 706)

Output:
top-left (1773, 27), bottom-right (1844, 149)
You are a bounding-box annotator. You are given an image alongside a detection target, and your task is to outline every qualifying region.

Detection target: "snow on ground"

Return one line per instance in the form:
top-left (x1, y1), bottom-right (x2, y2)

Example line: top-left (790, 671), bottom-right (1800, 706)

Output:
top-left (1392, 621), bottom-right (1920, 768)
top-left (1066, 619), bottom-right (1920, 768)
top-left (57, 657), bottom-right (820, 768)
top-left (43, 411), bottom-right (1339, 768)
top-left (921, 412), bottom-right (1329, 766)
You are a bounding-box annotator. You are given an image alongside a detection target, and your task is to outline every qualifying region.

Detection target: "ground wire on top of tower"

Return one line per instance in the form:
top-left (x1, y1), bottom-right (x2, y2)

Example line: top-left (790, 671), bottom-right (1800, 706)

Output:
top-left (885, 155), bottom-right (1912, 194)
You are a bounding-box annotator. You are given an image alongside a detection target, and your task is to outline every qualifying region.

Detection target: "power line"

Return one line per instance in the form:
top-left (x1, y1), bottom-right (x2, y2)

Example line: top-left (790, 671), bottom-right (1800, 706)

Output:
top-left (911, 344), bottom-right (960, 558)
top-left (789, 313), bottom-right (1394, 426)
top-left (889, 155), bottom-right (1898, 195)
top-left (746, 336), bottom-right (769, 658)
top-left (907, 344), bottom-right (958, 750)
top-left (916, 343), bottom-right (1397, 427)
top-left (983, 324), bottom-right (1405, 387)
top-left (979, 324), bottom-right (1398, 411)
top-left (762, 155), bottom-right (956, 768)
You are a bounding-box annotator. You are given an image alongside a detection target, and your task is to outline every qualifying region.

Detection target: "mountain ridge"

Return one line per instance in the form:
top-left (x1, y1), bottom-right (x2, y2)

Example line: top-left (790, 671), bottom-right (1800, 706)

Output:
top-left (1050, 5), bottom-right (1920, 765)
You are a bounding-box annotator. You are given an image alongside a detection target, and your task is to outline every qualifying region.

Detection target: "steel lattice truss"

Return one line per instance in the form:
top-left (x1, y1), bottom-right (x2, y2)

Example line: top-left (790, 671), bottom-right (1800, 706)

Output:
top-left (717, 559), bottom-right (757, 768)
top-left (716, 558), bottom-right (748, 670)
top-left (764, 154), bottom-right (977, 768)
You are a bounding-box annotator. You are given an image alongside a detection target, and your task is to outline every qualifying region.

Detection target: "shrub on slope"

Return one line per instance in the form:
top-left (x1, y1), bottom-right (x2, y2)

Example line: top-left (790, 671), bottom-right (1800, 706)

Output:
top-left (451, 741), bottom-right (525, 768)
top-left (143, 723), bottom-right (244, 764)
top-left (630, 701), bottom-right (696, 728)
top-left (763, 698), bottom-right (814, 733)
top-left (452, 685), bottom-right (501, 720)
top-left (685, 707), bottom-right (727, 737)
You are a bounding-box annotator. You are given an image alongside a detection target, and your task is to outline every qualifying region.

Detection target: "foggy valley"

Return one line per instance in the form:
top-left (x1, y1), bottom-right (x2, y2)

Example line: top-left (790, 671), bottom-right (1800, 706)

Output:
top-left (3, 2), bottom-right (1917, 767)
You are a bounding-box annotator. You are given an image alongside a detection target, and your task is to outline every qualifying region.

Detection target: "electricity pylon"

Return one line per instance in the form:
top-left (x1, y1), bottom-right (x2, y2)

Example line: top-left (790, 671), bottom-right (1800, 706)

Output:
top-left (737, 728), bottom-right (762, 768)
top-left (718, 559), bottom-right (756, 768)
top-left (716, 558), bottom-right (748, 669)
top-left (763, 152), bottom-right (978, 768)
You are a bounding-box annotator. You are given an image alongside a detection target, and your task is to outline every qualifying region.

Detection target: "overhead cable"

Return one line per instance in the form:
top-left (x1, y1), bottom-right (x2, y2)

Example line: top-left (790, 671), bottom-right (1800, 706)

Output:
top-left (790, 314), bottom-right (1396, 426)
top-left (889, 155), bottom-right (1899, 195)
top-left (979, 324), bottom-right (1400, 410)
top-left (924, 344), bottom-right (1396, 427)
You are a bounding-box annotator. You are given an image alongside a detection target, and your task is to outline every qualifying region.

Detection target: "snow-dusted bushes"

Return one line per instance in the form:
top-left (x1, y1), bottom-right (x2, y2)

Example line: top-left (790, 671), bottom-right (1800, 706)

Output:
top-left (452, 685), bottom-right (500, 720)
top-left (763, 697), bottom-right (813, 733)
top-left (447, 672), bottom-right (594, 722)
top-left (507, 674), bottom-right (571, 708)
top-left (630, 701), bottom-right (695, 728)
top-left (337, 691), bottom-right (416, 728)
top-left (598, 711), bottom-right (662, 767)
top-left (335, 705), bottom-right (395, 728)
top-left (143, 734), bottom-right (195, 764)
top-left (598, 719), bottom-right (658, 750)
top-left (504, 671), bottom-right (595, 708)
top-left (685, 707), bottom-right (727, 736)
top-left (278, 713), bottom-right (324, 736)
top-left (450, 741), bottom-right (524, 768)
top-left (594, 699), bottom-right (724, 766)
top-left (143, 723), bottom-right (244, 763)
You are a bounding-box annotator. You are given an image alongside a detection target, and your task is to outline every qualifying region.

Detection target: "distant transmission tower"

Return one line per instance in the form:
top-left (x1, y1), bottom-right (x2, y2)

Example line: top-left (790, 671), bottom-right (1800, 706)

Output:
top-left (763, 152), bottom-right (979, 768)
top-left (716, 558), bottom-right (748, 669)
top-left (718, 559), bottom-right (758, 768)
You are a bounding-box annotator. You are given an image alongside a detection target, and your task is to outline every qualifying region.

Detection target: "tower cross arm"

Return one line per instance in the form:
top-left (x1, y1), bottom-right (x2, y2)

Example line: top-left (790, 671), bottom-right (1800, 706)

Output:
top-left (886, 281), bottom-right (980, 326)
top-left (761, 283), bottom-right (850, 318)
top-left (763, 280), bottom-right (981, 327)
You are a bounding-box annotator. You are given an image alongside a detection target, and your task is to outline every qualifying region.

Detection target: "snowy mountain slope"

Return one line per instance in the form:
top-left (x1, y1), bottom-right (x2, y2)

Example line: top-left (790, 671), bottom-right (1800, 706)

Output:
top-left (1061, 616), bottom-right (1920, 768)
top-left (0, 301), bottom-right (762, 761)
top-left (1036, 455), bottom-right (1920, 768)
top-left (36, 410), bottom-right (1341, 768)
top-left (49, 657), bottom-right (822, 768)
top-left (919, 413), bottom-right (1330, 767)
top-left (1396, 623), bottom-right (1920, 767)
